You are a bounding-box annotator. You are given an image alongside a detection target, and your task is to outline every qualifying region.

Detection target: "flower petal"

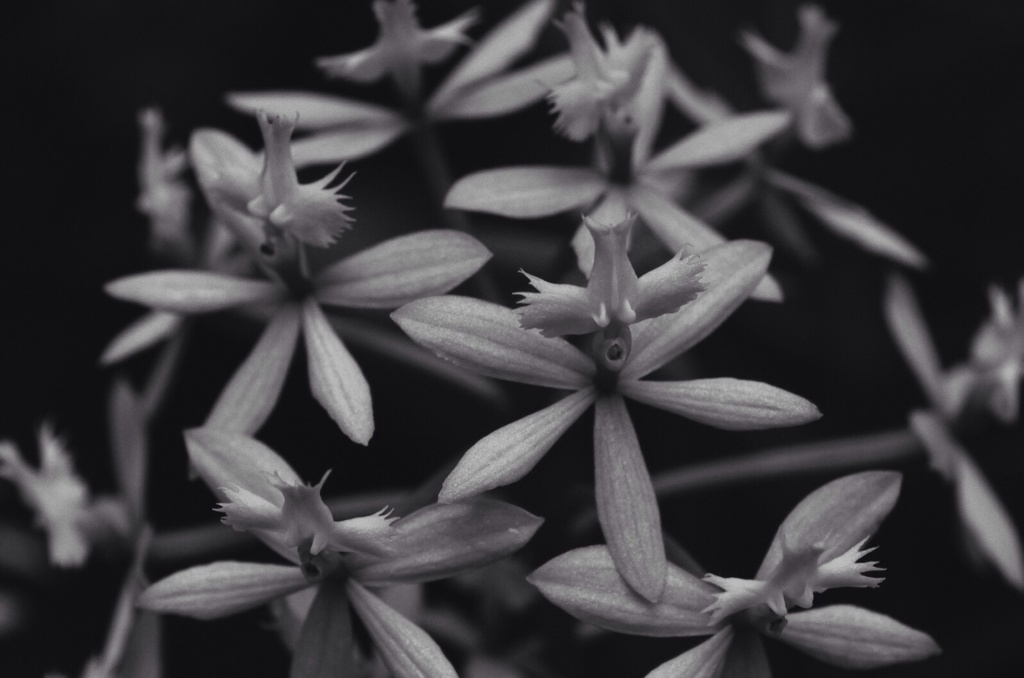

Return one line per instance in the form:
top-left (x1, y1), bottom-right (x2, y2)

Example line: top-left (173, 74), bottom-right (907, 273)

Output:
top-left (756, 471), bottom-right (901, 580)
top-left (184, 428), bottom-right (301, 504)
top-left (515, 272), bottom-right (596, 337)
top-left (290, 121), bottom-right (410, 167)
top-left (633, 251), bottom-right (706, 323)
top-left (352, 499), bottom-right (543, 586)
top-left (619, 378), bottom-right (821, 430)
top-left (646, 627), bottom-right (733, 678)
top-left (105, 271), bottom-right (284, 314)
top-left (884, 276), bottom-right (949, 414)
top-left (645, 111), bottom-right (792, 173)
top-left (138, 561), bottom-right (309, 620)
top-left (391, 296), bottom-right (594, 389)
top-left (630, 39), bottom-right (668, 170)
top-left (665, 62), bottom-right (733, 124)
top-left (445, 166), bottom-right (607, 218)
top-left (205, 304), bottom-right (301, 435)
top-left (108, 380), bottom-right (147, 523)
top-left (439, 388), bottom-right (596, 502)
top-left (289, 579), bottom-right (357, 678)
top-left (347, 581), bottom-right (458, 678)
top-left (315, 231), bottom-right (491, 309)
top-left (779, 605), bottom-right (941, 669)
top-left (629, 183), bottom-right (724, 252)
top-left (226, 91), bottom-right (401, 130)
top-left (594, 395), bottom-right (666, 602)
top-left (956, 452), bottom-right (1024, 589)
top-left (527, 545), bottom-right (717, 637)
top-left (430, 0), bottom-right (557, 109)
top-left (100, 310), bottom-right (183, 365)
top-left (431, 55), bottom-right (575, 120)
top-left (624, 240), bottom-right (773, 381)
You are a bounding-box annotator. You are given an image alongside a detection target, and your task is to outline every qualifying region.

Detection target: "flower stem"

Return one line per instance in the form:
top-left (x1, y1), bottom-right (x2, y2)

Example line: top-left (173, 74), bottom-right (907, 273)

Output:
top-left (140, 323), bottom-right (191, 420)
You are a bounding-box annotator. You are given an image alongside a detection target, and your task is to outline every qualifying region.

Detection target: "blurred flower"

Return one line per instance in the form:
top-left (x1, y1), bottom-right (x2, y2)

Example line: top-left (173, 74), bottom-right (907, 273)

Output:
top-left (139, 429), bottom-right (542, 678)
top-left (968, 279), bottom-right (1024, 423)
top-left (529, 472), bottom-right (941, 675)
top-left (394, 238), bottom-right (820, 602)
top-left (740, 4), bottom-right (851, 149)
top-left (136, 108), bottom-right (192, 259)
top-left (229, 0), bottom-right (571, 166)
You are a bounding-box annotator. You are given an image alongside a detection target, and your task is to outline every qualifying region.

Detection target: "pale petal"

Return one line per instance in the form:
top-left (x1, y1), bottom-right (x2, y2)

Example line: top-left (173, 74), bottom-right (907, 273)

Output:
top-left (431, 0), bottom-right (556, 108)
top-left (290, 121), bottom-right (410, 167)
top-left (884, 276), bottom-right (948, 413)
top-left (514, 273), bottom-right (595, 337)
top-left (630, 40), bottom-right (668, 169)
top-left (780, 605), bottom-right (941, 669)
top-left (391, 296), bottom-right (594, 389)
top-left (138, 561), bottom-right (309, 620)
top-left (302, 299), bottom-right (373, 445)
top-left (633, 251), bottom-right (706, 322)
top-left (189, 128), bottom-right (261, 212)
top-left (315, 231), bottom-right (491, 309)
top-left (445, 166), bottom-right (607, 218)
top-left (352, 499), bottom-right (543, 586)
top-left (527, 545), bottom-right (717, 637)
top-left (768, 171), bottom-right (927, 269)
top-left (645, 111), bottom-right (792, 173)
top-left (624, 240), bottom-right (773, 381)
top-left (955, 450), bottom-right (1024, 589)
top-left (100, 311), bottom-right (182, 365)
top-left (572, 187), bottom-right (632, 275)
top-left (646, 628), bottom-right (733, 678)
top-left (431, 55), bottom-right (575, 120)
top-left (347, 581), bottom-right (458, 678)
top-left (205, 304), bottom-right (301, 434)
top-left (594, 395), bottom-right (666, 602)
top-left (619, 378), bottom-right (821, 430)
top-left (184, 428), bottom-right (301, 504)
top-left (108, 380), bottom-right (147, 522)
top-left (757, 472), bottom-right (901, 580)
top-left (665, 62), bottom-right (733, 124)
top-left (629, 183), bottom-right (725, 252)
top-left (226, 91), bottom-right (402, 130)
top-left (289, 579), bottom-right (357, 678)
top-left (105, 271), bottom-right (284, 314)
top-left (439, 388), bottom-right (596, 502)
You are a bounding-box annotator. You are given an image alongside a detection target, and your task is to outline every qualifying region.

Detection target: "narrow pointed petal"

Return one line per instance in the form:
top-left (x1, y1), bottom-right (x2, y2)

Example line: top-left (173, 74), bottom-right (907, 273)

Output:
top-left (647, 628), bottom-right (734, 678)
top-left (392, 296), bottom-right (594, 389)
top-left (625, 241), bottom-right (773, 381)
top-left (527, 545), bottom-right (717, 637)
top-left (100, 311), bottom-right (182, 365)
top-left (302, 299), bottom-right (374, 445)
top-left (138, 561), bottom-right (309, 620)
top-left (646, 111), bottom-right (792, 173)
top-left (205, 304), bottom-right (301, 434)
top-left (108, 380), bottom-right (147, 523)
top-left (630, 183), bottom-right (725, 253)
top-left (768, 171), bottom-right (927, 268)
top-left (884, 276), bottom-right (948, 413)
top-left (431, 0), bottom-right (556, 108)
top-left (184, 428), bottom-right (301, 503)
top-left (227, 91), bottom-right (402, 130)
top-left (665, 62), bottom-right (733, 125)
top-left (290, 121), bottom-right (410, 167)
top-left (432, 55), bottom-right (575, 120)
top-left (315, 231), bottom-right (491, 309)
top-left (289, 579), bottom-right (357, 678)
top-left (630, 40), bottom-right (668, 169)
top-left (515, 273), bottom-right (596, 337)
top-left (445, 166), bottom-right (607, 218)
top-left (440, 389), bottom-right (596, 502)
top-left (756, 472), bottom-right (901, 580)
top-left (620, 378), bottom-right (820, 430)
top-left (347, 581), bottom-right (458, 678)
top-left (633, 251), bottom-right (706, 322)
top-left (106, 271), bottom-right (284, 314)
top-left (780, 605), bottom-right (941, 669)
top-left (594, 395), bottom-right (666, 602)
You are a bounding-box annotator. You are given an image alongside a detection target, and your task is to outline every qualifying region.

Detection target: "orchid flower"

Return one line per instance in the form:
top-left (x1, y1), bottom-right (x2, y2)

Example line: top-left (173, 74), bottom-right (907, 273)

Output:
top-left (529, 472), bottom-right (941, 676)
top-left (228, 0), bottom-right (572, 166)
top-left (105, 114), bottom-right (492, 443)
top-left (886, 275), bottom-right (1024, 589)
top-left (393, 237), bottom-right (820, 602)
top-left (139, 429), bottom-right (542, 678)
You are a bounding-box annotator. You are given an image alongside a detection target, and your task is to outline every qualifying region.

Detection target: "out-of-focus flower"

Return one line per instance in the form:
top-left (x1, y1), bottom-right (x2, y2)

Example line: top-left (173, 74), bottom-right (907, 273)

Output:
top-left (229, 0), bottom-right (572, 166)
top-left (740, 4), bottom-right (851, 149)
top-left (139, 429), bottom-right (542, 678)
top-left (136, 108), bottom-right (192, 259)
top-left (529, 472), bottom-right (941, 675)
top-left (394, 238), bottom-right (820, 602)
top-left (105, 117), bottom-right (492, 444)
top-left (968, 279), bottom-right (1024, 423)
top-left (886, 275), bottom-right (1024, 589)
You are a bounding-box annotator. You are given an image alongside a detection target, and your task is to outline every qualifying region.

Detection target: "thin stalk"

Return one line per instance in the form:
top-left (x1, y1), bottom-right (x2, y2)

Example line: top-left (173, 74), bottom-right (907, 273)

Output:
top-left (140, 324), bottom-right (191, 420)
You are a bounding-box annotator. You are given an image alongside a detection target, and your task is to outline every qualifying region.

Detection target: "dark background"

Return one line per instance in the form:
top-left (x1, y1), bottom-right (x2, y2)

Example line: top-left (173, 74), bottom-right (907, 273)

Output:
top-left (2, 1), bottom-right (1022, 676)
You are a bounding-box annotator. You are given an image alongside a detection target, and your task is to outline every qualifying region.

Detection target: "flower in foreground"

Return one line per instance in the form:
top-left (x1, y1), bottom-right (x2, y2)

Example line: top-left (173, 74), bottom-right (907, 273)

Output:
top-left (393, 238), bottom-right (820, 602)
top-left (139, 429), bottom-right (542, 678)
top-left (886, 275), bottom-right (1024, 589)
top-left (105, 114), bottom-right (491, 443)
top-left (529, 472), bottom-right (940, 676)
top-left (229, 0), bottom-right (572, 166)
top-left (740, 4), bottom-right (851, 149)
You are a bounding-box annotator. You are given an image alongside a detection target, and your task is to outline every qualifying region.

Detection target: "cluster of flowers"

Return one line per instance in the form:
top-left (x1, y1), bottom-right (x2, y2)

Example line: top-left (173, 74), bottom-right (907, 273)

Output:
top-left (1, 1), bottom-right (1020, 676)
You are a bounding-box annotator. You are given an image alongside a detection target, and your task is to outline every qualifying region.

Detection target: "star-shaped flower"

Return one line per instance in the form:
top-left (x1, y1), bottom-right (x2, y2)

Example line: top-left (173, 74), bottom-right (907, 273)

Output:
top-left (529, 472), bottom-right (941, 676)
top-left (740, 4), bottom-right (852, 149)
top-left (393, 238), bottom-right (820, 602)
top-left (105, 116), bottom-right (492, 443)
top-left (139, 429), bottom-right (542, 678)
top-left (228, 0), bottom-right (572, 166)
